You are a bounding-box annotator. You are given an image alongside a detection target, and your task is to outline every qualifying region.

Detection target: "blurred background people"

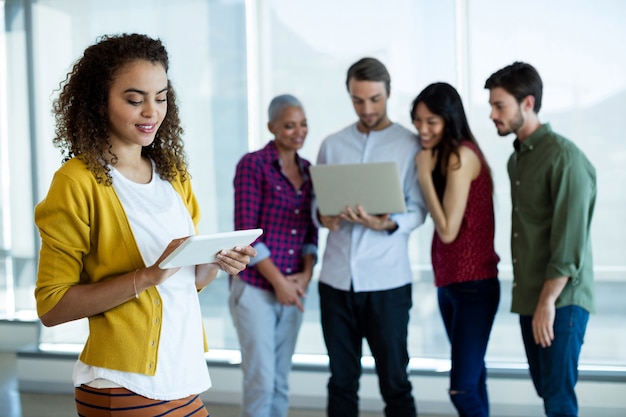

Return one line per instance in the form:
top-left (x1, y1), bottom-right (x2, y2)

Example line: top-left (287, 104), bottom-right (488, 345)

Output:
top-left (230, 94), bottom-right (318, 417)
top-left (315, 57), bottom-right (427, 417)
top-left (412, 82), bottom-right (500, 417)
top-left (486, 62), bottom-right (596, 417)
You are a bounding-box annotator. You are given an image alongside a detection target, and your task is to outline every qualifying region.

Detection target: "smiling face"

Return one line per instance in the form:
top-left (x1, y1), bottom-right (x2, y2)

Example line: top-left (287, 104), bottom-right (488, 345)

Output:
top-left (348, 78), bottom-right (391, 132)
top-left (412, 101), bottom-right (445, 149)
top-left (107, 60), bottom-right (168, 151)
top-left (269, 106), bottom-right (308, 152)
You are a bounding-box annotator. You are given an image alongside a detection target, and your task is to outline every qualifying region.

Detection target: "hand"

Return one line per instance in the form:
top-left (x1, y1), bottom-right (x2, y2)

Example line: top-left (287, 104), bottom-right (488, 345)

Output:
top-left (274, 276), bottom-right (305, 312)
top-left (320, 214), bottom-right (342, 231)
top-left (148, 237), bottom-right (189, 285)
top-left (532, 301), bottom-right (556, 348)
top-left (287, 271), bottom-right (312, 295)
top-left (341, 205), bottom-right (396, 231)
top-left (215, 245), bottom-right (257, 275)
top-left (415, 148), bottom-right (438, 180)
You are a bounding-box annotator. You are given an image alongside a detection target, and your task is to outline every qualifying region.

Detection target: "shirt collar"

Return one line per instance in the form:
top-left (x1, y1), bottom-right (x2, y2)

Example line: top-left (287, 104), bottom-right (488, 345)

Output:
top-left (265, 140), bottom-right (308, 177)
top-left (514, 123), bottom-right (552, 153)
top-left (264, 140), bottom-right (281, 162)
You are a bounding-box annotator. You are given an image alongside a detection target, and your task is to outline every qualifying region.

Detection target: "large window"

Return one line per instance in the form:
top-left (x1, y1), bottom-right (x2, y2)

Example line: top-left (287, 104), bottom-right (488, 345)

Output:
top-left (465, 0), bottom-right (626, 365)
top-left (244, 0), bottom-right (626, 366)
top-left (1, 0), bottom-right (37, 320)
top-left (1, 0), bottom-right (625, 369)
top-left (1, 0), bottom-right (250, 340)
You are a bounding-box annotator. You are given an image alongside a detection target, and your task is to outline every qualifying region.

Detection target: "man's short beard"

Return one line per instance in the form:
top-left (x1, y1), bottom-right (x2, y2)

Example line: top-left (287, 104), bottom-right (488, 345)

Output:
top-left (360, 114), bottom-right (386, 131)
top-left (498, 109), bottom-right (524, 136)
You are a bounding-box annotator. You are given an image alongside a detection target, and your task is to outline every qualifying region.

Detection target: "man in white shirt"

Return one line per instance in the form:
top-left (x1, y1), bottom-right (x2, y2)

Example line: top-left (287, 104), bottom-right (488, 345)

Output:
top-left (314, 57), bottom-right (427, 417)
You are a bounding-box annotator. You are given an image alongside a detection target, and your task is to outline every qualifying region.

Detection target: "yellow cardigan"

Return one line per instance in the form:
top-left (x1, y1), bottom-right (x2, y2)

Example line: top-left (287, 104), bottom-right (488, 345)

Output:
top-left (34, 158), bottom-right (205, 376)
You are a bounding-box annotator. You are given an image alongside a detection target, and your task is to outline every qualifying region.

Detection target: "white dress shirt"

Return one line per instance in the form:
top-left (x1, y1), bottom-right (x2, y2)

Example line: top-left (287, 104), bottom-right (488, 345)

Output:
top-left (314, 122), bottom-right (427, 292)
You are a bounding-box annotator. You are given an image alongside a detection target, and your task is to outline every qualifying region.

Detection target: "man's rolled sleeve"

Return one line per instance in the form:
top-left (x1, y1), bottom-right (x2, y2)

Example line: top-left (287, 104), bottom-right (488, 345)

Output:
top-left (547, 152), bottom-right (596, 280)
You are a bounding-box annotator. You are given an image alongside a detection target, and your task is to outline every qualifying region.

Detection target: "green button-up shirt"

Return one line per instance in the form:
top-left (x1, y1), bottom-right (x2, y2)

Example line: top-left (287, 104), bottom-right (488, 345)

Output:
top-left (508, 123), bottom-right (596, 315)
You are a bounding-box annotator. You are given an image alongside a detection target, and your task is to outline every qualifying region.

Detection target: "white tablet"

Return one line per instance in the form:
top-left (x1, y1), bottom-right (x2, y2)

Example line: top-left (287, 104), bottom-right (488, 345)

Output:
top-left (310, 162), bottom-right (407, 216)
top-left (158, 228), bottom-right (263, 269)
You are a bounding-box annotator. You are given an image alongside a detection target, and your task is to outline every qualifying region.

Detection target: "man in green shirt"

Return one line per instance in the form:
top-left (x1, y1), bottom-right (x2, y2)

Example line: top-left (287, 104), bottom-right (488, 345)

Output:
top-left (485, 62), bottom-right (596, 417)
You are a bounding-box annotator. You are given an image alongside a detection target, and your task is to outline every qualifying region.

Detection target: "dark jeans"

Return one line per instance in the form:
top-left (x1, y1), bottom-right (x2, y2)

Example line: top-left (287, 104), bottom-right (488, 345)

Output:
top-left (319, 282), bottom-right (417, 417)
top-left (438, 278), bottom-right (500, 417)
top-left (520, 305), bottom-right (589, 417)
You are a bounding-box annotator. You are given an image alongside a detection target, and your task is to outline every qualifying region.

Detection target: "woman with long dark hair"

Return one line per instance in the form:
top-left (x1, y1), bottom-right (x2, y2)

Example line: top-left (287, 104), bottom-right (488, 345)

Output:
top-left (411, 82), bottom-right (500, 417)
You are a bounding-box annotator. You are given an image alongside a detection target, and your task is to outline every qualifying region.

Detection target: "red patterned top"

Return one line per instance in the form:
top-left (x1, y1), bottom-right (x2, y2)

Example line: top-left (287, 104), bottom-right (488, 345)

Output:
top-left (431, 141), bottom-right (500, 287)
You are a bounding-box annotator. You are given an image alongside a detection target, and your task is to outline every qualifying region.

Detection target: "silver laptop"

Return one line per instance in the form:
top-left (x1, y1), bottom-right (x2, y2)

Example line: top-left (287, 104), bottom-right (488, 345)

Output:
top-left (309, 162), bottom-right (407, 216)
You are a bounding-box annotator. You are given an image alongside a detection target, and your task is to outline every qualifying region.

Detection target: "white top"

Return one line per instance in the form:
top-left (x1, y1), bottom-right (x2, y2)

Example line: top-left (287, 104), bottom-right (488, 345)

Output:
top-left (73, 162), bottom-right (212, 400)
top-left (314, 122), bottom-right (427, 292)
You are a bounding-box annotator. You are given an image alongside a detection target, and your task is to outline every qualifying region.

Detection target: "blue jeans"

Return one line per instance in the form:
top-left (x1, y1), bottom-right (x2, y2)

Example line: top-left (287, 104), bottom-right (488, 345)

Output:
top-left (438, 278), bottom-right (500, 417)
top-left (520, 305), bottom-right (589, 417)
top-left (319, 282), bottom-right (417, 417)
top-left (229, 278), bottom-right (304, 417)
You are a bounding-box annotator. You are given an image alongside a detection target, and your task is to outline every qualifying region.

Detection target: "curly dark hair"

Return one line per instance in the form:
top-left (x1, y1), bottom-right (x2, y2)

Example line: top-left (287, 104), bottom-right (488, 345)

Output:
top-left (52, 33), bottom-right (188, 185)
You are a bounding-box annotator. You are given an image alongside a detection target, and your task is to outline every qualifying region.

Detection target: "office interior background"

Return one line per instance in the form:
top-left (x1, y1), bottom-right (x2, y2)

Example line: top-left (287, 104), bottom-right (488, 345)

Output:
top-left (1, 0), bottom-right (625, 416)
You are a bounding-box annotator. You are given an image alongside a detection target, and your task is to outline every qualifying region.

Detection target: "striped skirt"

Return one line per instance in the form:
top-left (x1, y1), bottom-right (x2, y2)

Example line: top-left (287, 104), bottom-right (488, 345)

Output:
top-left (74, 385), bottom-right (210, 416)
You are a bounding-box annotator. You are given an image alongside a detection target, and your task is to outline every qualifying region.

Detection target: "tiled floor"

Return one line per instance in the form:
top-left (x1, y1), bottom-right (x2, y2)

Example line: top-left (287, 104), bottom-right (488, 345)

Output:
top-left (2, 352), bottom-right (448, 417)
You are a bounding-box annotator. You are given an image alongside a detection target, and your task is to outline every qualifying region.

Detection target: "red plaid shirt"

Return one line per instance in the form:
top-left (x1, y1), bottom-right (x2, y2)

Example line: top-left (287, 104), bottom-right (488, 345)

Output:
top-left (234, 141), bottom-right (318, 291)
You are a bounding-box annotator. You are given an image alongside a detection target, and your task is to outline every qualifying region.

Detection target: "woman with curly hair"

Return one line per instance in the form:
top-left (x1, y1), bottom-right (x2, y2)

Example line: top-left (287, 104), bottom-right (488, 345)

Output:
top-left (411, 82), bottom-right (500, 417)
top-left (34, 33), bottom-right (255, 416)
